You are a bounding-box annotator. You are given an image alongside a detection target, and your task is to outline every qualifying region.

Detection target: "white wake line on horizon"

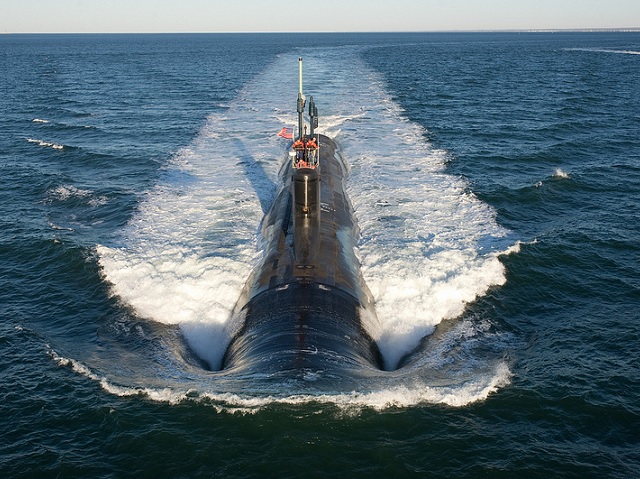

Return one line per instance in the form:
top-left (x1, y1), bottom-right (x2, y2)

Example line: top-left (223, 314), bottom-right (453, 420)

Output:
top-left (566, 47), bottom-right (640, 55)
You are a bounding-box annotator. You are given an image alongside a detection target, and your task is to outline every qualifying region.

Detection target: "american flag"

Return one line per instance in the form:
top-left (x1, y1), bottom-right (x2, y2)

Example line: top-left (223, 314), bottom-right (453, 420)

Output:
top-left (277, 127), bottom-right (293, 140)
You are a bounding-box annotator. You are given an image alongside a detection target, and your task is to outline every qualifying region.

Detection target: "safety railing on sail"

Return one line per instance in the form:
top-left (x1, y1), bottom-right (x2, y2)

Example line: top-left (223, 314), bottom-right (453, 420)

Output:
top-left (291, 135), bottom-right (319, 169)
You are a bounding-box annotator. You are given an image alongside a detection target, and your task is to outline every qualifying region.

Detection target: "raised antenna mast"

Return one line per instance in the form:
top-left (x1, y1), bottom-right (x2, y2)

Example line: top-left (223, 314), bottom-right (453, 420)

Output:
top-left (298, 57), bottom-right (303, 97)
top-left (296, 58), bottom-right (306, 141)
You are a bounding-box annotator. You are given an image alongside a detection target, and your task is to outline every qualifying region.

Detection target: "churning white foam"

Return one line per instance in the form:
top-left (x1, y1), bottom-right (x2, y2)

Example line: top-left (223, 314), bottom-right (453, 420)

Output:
top-left (97, 49), bottom-right (515, 403)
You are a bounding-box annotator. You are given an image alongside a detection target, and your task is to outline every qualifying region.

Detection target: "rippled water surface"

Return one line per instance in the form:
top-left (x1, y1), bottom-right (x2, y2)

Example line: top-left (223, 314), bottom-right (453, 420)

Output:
top-left (1, 32), bottom-right (639, 477)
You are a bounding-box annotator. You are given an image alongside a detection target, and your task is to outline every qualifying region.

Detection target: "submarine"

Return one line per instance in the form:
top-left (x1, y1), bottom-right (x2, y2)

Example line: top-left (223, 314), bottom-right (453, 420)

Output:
top-left (221, 58), bottom-right (384, 374)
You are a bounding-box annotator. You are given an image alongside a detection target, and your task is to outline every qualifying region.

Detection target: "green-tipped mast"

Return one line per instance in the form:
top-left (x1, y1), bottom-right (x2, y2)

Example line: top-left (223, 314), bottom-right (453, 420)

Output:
top-left (296, 57), bottom-right (305, 141)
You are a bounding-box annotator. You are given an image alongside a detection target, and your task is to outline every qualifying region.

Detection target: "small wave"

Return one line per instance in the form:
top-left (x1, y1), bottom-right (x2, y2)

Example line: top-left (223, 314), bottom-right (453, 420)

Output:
top-left (50, 185), bottom-right (92, 200)
top-left (534, 168), bottom-right (570, 188)
top-left (47, 185), bottom-right (108, 207)
top-left (26, 138), bottom-right (64, 150)
top-left (499, 240), bottom-right (522, 256)
top-left (48, 221), bottom-right (74, 231)
top-left (499, 238), bottom-right (538, 257)
top-left (49, 350), bottom-right (186, 404)
top-left (553, 168), bottom-right (570, 179)
top-left (32, 118), bottom-right (50, 124)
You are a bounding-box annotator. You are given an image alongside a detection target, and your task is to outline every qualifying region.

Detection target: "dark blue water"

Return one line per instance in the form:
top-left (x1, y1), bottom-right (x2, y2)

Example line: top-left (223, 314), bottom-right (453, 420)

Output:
top-left (1, 32), bottom-right (639, 477)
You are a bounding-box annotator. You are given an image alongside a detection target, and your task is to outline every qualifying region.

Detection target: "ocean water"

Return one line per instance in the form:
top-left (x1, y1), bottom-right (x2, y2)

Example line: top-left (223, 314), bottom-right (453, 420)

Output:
top-left (1, 32), bottom-right (639, 477)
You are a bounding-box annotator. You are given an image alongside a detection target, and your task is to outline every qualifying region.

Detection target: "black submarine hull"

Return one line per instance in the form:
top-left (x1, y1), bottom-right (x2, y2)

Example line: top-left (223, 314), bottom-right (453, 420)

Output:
top-left (221, 134), bottom-right (383, 373)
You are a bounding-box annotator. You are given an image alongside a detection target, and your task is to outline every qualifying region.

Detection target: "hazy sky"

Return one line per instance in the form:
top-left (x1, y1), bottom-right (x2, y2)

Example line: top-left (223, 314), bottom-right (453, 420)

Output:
top-left (3, 0), bottom-right (639, 33)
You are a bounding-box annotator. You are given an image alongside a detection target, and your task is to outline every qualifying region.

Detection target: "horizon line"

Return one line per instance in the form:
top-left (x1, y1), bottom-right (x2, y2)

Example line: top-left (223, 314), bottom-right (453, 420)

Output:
top-left (3, 27), bottom-right (640, 35)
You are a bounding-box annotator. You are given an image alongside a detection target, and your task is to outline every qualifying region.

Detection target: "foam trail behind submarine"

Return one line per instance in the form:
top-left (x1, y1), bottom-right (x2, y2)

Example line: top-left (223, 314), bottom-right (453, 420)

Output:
top-left (221, 59), bottom-right (383, 374)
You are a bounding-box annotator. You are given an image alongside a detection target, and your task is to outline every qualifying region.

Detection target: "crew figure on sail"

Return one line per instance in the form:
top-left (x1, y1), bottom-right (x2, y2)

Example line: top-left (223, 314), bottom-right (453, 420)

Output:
top-left (293, 127), bottom-right (319, 169)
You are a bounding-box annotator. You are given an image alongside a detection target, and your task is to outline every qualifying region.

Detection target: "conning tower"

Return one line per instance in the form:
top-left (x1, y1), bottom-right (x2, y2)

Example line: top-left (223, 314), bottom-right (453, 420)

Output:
top-left (291, 57), bottom-right (320, 263)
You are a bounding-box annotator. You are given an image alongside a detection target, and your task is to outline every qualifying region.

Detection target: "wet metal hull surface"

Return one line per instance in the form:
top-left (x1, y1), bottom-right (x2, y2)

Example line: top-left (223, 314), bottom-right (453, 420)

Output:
top-left (222, 135), bottom-right (383, 373)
